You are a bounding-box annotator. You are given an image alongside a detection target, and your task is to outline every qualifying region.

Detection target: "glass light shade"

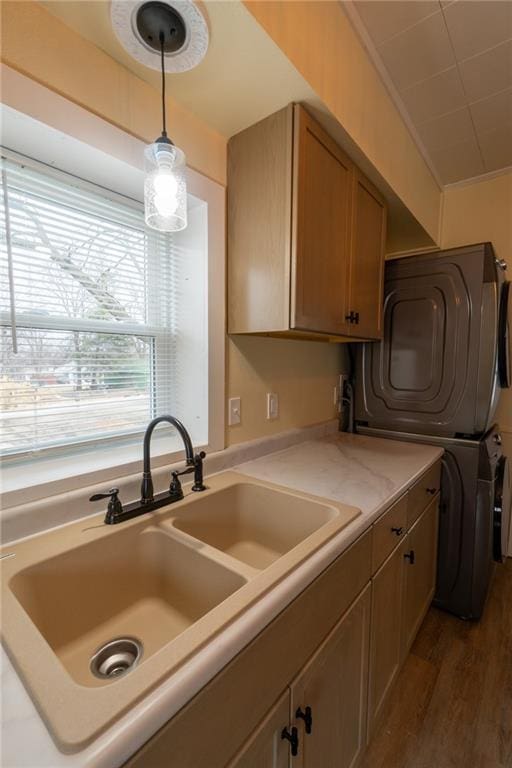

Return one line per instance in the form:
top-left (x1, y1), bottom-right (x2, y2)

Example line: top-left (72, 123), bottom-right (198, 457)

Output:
top-left (144, 141), bottom-right (187, 232)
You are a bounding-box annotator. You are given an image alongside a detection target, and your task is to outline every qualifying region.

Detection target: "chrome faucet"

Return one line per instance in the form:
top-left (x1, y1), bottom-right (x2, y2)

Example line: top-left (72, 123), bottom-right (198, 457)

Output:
top-left (90, 415), bottom-right (206, 525)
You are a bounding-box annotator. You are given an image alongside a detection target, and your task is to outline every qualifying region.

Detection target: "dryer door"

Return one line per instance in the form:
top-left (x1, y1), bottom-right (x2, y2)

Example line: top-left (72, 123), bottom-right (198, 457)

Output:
top-left (355, 244), bottom-right (494, 436)
top-left (494, 455), bottom-right (511, 562)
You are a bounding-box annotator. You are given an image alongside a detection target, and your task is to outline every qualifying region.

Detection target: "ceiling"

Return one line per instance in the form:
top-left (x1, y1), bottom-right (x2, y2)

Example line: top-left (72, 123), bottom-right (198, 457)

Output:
top-left (347, 0), bottom-right (512, 185)
top-left (41, 0), bottom-right (321, 139)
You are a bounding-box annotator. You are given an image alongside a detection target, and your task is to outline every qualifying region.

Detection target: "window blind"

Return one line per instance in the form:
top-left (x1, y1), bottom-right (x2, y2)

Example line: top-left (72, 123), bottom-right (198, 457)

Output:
top-left (0, 156), bottom-right (190, 458)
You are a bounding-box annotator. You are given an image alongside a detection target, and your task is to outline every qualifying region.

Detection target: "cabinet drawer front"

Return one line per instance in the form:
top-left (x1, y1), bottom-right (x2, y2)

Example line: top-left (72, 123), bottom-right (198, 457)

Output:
top-left (371, 494), bottom-right (407, 574)
top-left (407, 461), bottom-right (441, 528)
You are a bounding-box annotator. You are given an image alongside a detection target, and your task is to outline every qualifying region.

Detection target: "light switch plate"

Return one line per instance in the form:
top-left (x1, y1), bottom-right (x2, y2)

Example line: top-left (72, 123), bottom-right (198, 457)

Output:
top-left (266, 392), bottom-right (279, 420)
top-left (228, 396), bottom-right (241, 426)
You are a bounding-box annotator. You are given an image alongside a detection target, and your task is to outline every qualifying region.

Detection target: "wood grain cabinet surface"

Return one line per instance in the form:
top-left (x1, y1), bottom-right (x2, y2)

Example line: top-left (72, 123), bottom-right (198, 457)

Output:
top-left (368, 539), bottom-right (407, 739)
top-left (290, 586), bottom-right (371, 768)
top-left (228, 103), bottom-right (386, 342)
top-left (227, 690), bottom-right (290, 768)
top-left (402, 495), bottom-right (439, 658)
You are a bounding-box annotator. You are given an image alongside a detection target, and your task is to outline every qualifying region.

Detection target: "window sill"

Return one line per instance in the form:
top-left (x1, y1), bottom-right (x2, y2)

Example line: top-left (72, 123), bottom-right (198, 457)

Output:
top-left (0, 431), bottom-right (207, 510)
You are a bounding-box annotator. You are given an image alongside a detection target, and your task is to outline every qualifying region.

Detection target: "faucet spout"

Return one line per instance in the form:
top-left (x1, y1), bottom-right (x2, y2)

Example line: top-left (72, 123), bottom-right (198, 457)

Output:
top-left (141, 415), bottom-right (199, 504)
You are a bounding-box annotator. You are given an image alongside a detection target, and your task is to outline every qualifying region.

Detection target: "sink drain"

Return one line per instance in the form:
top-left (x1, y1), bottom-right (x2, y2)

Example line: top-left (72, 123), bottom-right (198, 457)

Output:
top-left (90, 637), bottom-right (143, 680)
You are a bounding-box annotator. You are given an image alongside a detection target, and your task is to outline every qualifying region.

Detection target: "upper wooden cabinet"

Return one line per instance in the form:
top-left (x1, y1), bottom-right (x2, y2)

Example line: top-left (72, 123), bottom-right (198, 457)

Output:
top-left (228, 104), bottom-right (387, 341)
top-left (291, 107), bottom-right (353, 335)
top-left (349, 170), bottom-right (386, 339)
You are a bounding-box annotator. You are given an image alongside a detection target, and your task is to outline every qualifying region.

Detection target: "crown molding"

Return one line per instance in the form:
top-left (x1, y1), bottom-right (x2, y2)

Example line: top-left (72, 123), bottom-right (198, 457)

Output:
top-left (443, 165), bottom-right (512, 190)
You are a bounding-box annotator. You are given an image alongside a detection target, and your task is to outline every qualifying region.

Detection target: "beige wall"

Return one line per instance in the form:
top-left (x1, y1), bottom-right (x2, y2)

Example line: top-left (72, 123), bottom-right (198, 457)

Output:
top-left (440, 171), bottom-right (512, 454)
top-left (227, 337), bottom-right (347, 444)
top-left (244, 0), bottom-right (441, 243)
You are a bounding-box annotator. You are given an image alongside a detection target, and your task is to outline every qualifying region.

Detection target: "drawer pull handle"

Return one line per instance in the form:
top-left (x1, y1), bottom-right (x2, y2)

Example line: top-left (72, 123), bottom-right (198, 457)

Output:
top-left (404, 550), bottom-right (415, 565)
top-left (296, 706), bottom-right (313, 734)
top-left (281, 726), bottom-right (299, 756)
top-left (391, 526), bottom-right (404, 536)
top-left (426, 487), bottom-right (437, 495)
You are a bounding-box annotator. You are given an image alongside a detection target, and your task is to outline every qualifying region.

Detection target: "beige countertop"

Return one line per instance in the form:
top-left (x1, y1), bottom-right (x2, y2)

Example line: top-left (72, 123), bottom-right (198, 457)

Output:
top-left (1, 429), bottom-right (443, 768)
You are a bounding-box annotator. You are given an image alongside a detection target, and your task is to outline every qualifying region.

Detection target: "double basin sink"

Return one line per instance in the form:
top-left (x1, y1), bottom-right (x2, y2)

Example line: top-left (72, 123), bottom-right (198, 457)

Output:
top-left (1, 472), bottom-right (360, 751)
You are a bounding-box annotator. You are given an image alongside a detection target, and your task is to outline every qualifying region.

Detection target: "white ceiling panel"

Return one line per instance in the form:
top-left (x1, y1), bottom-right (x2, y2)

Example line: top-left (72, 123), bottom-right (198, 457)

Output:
top-left (470, 88), bottom-right (512, 136)
top-left (348, 0), bottom-right (512, 183)
top-left (478, 125), bottom-right (512, 171)
top-left (378, 11), bottom-right (454, 91)
top-left (354, 1), bottom-right (439, 46)
top-left (443, 0), bottom-right (512, 62)
top-left (430, 135), bottom-right (485, 183)
top-left (459, 39), bottom-right (512, 102)
top-left (400, 66), bottom-right (467, 123)
top-left (417, 106), bottom-right (475, 153)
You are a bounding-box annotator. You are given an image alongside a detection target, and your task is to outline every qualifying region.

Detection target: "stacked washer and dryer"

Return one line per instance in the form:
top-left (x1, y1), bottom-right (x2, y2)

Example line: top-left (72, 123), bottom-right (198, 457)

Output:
top-left (355, 242), bottom-right (511, 620)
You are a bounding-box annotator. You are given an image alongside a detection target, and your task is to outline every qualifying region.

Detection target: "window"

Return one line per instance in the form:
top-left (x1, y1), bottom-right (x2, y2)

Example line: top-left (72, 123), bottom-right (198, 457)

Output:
top-left (0, 156), bottom-right (209, 459)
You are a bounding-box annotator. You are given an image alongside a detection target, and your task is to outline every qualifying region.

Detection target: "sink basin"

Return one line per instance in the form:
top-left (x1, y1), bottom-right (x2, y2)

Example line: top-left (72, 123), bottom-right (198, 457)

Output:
top-left (9, 526), bottom-right (246, 686)
top-left (1, 471), bottom-right (360, 751)
top-left (172, 482), bottom-right (338, 569)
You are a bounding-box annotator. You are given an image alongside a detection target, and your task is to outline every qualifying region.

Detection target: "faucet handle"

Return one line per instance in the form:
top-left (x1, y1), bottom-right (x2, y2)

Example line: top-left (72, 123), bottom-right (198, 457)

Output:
top-left (89, 487), bottom-right (120, 503)
top-left (89, 488), bottom-right (123, 524)
top-left (169, 471), bottom-right (184, 500)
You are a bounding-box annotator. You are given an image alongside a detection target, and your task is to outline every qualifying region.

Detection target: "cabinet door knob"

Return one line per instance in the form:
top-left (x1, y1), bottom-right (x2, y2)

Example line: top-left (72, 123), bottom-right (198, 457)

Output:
top-left (404, 550), bottom-right (415, 565)
top-left (296, 705), bottom-right (313, 734)
top-left (391, 526), bottom-right (404, 536)
top-left (281, 726), bottom-right (299, 756)
top-left (426, 487), bottom-right (437, 495)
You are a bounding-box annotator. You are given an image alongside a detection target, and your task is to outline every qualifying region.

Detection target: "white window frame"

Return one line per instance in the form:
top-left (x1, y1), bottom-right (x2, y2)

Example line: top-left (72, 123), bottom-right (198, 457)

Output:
top-left (0, 69), bottom-right (225, 508)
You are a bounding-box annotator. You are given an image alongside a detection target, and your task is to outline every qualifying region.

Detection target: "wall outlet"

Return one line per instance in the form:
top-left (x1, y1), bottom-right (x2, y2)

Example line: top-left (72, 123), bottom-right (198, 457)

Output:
top-left (266, 392), bottom-right (279, 420)
top-left (228, 396), bottom-right (241, 426)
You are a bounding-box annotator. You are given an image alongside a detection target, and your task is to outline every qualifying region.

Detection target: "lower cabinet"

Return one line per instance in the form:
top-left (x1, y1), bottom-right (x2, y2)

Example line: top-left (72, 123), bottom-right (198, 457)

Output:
top-left (402, 496), bottom-right (439, 657)
top-left (367, 539), bottom-right (406, 737)
top-left (290, 585), bottom-right (371, 768)
top-left (227, 691), bottom-right (291, 768)
top-left (368, 493), bottom-right (439, 738)
top-left (228, 586), bottom-right (371, 768)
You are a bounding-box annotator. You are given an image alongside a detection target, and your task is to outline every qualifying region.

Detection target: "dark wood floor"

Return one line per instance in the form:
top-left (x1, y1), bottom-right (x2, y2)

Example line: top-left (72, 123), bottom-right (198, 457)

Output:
top-left (361, 560), bottom-right (512, 768)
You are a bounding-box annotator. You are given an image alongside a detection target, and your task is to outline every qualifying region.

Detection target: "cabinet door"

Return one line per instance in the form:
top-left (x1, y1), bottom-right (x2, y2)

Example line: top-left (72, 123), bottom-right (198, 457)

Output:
top-left (367, 540), bottom-right (406, 739)
top-left (348, 169), bottom-right (386, 340)
top-left (291, 105), bottom-right (353, 336)
top-left (402, 496), bottom-right (439, 657)
top-left (290, 585), bottom-right (371, 768)
top-left (227, 690), bottom-right (291, 768)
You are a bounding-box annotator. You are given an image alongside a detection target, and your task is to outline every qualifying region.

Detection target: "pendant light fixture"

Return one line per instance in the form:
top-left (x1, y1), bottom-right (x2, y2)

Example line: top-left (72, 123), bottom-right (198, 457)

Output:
top-left (137, 2), bottom-right (188, 232)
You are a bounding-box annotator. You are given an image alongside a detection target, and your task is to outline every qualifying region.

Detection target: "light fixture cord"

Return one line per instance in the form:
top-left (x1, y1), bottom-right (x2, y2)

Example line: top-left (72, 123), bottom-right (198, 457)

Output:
top-left (159, 32), bottom-right (167, 138)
